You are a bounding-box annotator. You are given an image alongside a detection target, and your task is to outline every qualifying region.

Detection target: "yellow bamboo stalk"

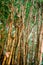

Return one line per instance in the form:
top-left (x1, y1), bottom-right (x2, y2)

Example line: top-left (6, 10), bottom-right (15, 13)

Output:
top-left (15, 23), bottom-right (24, 63)
top-left (2, 22), bottom-right (12, 65)
top-left (39, 23), bottom-right (43, 65)
top-left (37, 8), bottom-right (42, 65)
top-left (12, 48), bottom-right (15, 65)
top-left (8, 33), bottom-right (16, 65)
top-left (17, 28), bottom-right (20, 65)
top-left (2, 0), bottom-right (14, 64)
top-left (21, 4), bottom-right (25, 65)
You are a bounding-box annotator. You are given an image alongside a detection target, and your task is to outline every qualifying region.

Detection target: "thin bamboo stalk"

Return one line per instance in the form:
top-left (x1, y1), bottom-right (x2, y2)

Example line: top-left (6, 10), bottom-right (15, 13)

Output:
top-left (8, 33), bottom-right (16, 65)
top-left (34, 8), bottom-right (42, 65)
top-left (21, 3), bottom-right (26, 65)
top-left (12, 47), bottom-right (15, 65)
top-left (15, 24), bottom-right (24, 62)
top-left (2, 22), bottom-right (12, 65)
top-left (2, 1), bottom-right (14, 65)
top-left (17, 28), bottom-right (21, 65)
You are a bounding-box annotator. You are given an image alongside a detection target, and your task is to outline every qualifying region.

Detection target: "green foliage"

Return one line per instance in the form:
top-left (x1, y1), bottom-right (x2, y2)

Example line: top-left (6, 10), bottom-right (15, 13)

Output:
top-left (0, 0), bottom-right (10, 20)
top-left (21, 0), bottom-right (25, 5)
top-left (14, 13), bottom-right (19, 20)
top-left (17, 4), bottom-right (21, 12)
top-left (25, 2), bottom-right (32, 20)
top-left (38, 0), bottom-right (43, 3)
top-left (0, 25), bottom-right (3, 30)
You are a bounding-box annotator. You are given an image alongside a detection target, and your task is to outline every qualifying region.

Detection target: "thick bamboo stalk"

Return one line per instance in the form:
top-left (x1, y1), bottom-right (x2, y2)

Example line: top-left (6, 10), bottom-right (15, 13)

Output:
top-left (39, 23), bottom-right (43, 65)
top-left (37, 8), bottom-right (42, 65)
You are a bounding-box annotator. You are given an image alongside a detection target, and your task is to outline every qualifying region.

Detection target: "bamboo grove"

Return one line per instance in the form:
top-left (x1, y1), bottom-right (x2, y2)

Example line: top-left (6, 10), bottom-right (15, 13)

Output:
top-left (0, 0), bottom-right (43, 65)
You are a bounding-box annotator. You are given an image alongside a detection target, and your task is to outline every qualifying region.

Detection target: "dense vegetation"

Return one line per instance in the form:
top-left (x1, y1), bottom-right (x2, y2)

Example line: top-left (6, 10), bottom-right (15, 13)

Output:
top-left (0, 0), bottom-right (43, 65)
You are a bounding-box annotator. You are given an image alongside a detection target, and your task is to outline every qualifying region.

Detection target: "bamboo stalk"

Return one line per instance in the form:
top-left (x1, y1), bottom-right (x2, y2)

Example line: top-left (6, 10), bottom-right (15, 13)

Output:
top-left (39, 23), bottom-right (43, 65)
top-left (34, 8), bottom-right (42, 65)
top-left (2, 22), bottom-right (12, 65)
top-left (2, 0), bottom-right (15, 64)
top-left (15, 24), bottom-right (24, 62)
top-left (37, 8), bottom-right (42, 65)
top-left (17, 28), bottom-right (21, 65)
top-left (12, 48), bottom-right (15, 65)
top-left (8, 33), bottom-right (16, 65)
top-left (21, 3), bottom-right (25, 65)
